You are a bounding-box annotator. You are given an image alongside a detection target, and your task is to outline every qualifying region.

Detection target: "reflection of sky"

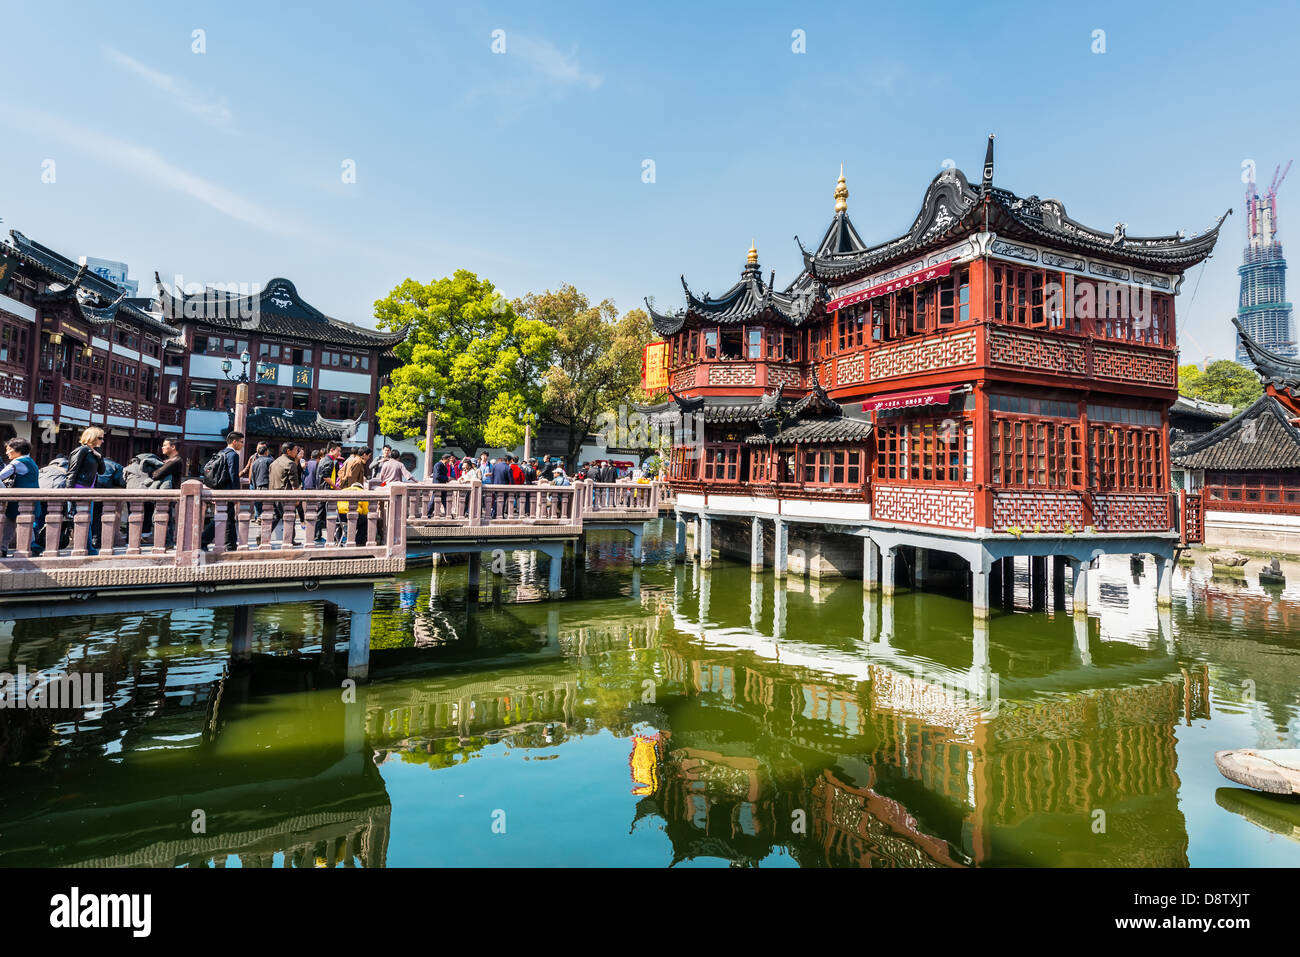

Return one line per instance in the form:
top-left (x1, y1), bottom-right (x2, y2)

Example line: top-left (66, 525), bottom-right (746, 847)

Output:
top-left (379, 728), bottom-right (802, 867)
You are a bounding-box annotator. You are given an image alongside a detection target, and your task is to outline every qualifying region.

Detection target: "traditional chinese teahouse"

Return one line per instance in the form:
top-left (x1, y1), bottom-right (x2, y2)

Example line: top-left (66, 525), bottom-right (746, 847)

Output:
top-left (156, 275), bottom-right (406, 462)
top-left (1172, 320), bottom-right (1300, 552)
top-left (647, 137), bottom-right (1228, 616)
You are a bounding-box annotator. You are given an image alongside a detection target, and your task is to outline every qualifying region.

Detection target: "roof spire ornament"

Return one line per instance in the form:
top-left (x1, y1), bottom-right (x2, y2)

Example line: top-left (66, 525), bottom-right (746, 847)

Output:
top-left (982, 134), bottom-right (995, 191)
top-left (834, 164), bottom-right (848, 213)
top-left (747, 239), bottom-right (758, 265)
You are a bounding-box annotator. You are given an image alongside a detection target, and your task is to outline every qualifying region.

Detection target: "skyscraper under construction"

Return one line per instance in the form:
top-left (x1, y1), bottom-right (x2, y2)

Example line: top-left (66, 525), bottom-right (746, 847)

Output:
top-left (1236, 161), bottom-right (1296, 364)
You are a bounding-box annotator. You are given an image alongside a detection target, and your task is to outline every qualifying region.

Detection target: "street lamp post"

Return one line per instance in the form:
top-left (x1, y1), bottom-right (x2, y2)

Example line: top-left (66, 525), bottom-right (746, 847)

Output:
top-left (222, 350), bottom-right (252, 468)
top-left (422, 393), bottom-right (446, 482)
top-left (523, 407), bottom-right (534, 461)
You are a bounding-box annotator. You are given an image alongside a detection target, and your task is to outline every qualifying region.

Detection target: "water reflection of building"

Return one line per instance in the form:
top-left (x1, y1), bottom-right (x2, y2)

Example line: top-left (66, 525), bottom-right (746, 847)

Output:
top-left (0, 654), bottom-right (391, 868)
top-left (639, 568), bottom-right (1202, 867)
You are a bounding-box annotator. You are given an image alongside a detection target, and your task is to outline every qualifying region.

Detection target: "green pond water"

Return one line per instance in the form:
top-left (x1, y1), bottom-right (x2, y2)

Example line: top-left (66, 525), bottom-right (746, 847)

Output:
top-left (2, 520), bottom-right (1299, 867)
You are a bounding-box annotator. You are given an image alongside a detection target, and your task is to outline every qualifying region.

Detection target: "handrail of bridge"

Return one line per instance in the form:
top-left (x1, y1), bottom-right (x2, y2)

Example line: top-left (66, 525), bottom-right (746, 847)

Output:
top-left (400, 479), bottom-right (670, 527)
top-left (0, 479), bottom-right (407, 571)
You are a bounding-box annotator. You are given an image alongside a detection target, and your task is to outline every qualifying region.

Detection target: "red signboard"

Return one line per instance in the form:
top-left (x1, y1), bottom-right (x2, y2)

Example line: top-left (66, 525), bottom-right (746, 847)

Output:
top-left (825, 259), bottom-right (955, 313)
top-left (643, 341), bottom-right (668, 390)
top-left (864, 386), bottom-right (953, 413)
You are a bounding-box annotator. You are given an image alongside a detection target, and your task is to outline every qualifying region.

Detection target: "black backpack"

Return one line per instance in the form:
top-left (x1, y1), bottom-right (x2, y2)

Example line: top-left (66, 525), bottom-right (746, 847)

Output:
top-left (201, 449), bottom-right (229, 489)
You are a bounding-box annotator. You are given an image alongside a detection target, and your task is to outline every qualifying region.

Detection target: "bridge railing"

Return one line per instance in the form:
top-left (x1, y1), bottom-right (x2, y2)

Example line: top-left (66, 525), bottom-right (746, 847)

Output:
top-left (403, 479), bottom-right (581, 527)
top-left (0, 480), bottom-right (408, 568)
top-left (587, 481), bottom-right (657, 514)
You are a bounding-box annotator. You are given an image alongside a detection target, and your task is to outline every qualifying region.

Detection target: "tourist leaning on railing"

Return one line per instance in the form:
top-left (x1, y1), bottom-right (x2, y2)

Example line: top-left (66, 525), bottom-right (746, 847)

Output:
top-left (65, 427), bottom-right (107, 555)
top-left (1, 437), bottom-right (44, 556)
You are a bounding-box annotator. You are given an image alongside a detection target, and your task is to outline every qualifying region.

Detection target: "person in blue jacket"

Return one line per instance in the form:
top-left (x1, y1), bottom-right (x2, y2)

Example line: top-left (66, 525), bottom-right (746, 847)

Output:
top-left (1, 437), bottom-right (44, 555)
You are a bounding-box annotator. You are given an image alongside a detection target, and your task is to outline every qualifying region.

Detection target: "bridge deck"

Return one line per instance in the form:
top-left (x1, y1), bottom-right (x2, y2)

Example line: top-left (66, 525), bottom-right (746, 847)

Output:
top-left (0, 479), bottom-right (664, 601)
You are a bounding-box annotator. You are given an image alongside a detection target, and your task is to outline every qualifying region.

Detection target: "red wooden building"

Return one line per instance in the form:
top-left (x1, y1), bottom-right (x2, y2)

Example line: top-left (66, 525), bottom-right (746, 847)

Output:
top-left (648, 139), bottom-right (1227, 614)
top-left (0, 230), bottom-right (187, 463)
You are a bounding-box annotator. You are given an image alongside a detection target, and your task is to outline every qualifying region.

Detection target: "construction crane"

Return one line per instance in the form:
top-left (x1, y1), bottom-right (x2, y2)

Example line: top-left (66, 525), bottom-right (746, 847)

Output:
top-left (1267, 160), bottom-right (1292, 233)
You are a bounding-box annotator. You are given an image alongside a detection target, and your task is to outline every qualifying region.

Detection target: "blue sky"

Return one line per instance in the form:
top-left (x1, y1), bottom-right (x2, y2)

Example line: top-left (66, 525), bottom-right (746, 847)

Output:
top-left (2, 0), bottom-right (1297, 363)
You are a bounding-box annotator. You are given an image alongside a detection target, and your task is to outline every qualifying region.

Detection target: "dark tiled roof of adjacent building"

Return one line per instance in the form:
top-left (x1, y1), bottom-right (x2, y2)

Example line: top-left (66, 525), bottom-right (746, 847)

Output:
top-left (245, 407), bottom-right (364, 442)
top-left (1172, 394), bottom-right (1300, 470)
top-left (744, 415), bottom-right (873, 445)
top-left (10, 230), bottom-right (181, 338)
top-left (156, 275), bottom-right (408, 349)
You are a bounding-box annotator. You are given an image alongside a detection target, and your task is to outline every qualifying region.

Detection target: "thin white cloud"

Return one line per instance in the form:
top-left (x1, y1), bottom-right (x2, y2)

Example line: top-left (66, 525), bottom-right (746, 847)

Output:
top-left (465, 32), bottom-right (602, 104)
top-left (103, 46), bottom-right (234, 129)
top-left (510, 35), bottom-right (603, 91)
top-left (14, 107), bottom-right (305, 238)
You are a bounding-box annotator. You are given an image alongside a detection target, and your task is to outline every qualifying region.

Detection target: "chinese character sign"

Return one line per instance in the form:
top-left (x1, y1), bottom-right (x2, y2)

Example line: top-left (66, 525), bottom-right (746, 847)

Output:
top-left (256, 362), bottom-right (279, 383)
top-left (643, 341), bottom-right (668, 390)
top-left (293, 366), bottom-right (313, 388)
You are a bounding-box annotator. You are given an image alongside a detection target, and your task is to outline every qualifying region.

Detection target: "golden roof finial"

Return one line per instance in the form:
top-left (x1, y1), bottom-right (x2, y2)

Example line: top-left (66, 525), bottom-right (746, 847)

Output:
top-left (834, 164), bottom-right (848, 213)
top-left (747, 239), bottom-right (758, 265)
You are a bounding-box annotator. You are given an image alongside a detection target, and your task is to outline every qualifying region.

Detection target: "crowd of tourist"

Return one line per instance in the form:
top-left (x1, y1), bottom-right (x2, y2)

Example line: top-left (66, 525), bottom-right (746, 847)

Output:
top-left (2, 427), bottom-right (659, 555)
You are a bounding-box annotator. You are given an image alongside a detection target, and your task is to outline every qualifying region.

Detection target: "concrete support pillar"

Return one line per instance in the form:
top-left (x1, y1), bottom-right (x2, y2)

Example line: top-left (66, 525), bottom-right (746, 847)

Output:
top-left (699, 514), bottom-right (713, 569)
top-left (914, 547), bottom-right (929, 590)
top-left (990, 558), bottom-right (1003, 602)
top-left (1070, 559), bottom-right (1089, 616)
top-left (971, 559), bottom-right (991, 620)
top-left (1001, 557), bottom-right (1016, 608)
top-left (881, 546), bottom-right (897, 596)
top-left (1030, 556), bottom-right (1048, 611)
top-left (1154, 553), bottom-right (1174, 608)
top-left (686, 519), bottom-right (697, 562)
top-left (862, 589), bottom-right (878, 644)
top-left (322, 602), bottom-right (339, 666)
top-left (674, 512), bottom-right (687, 563)
top-left (548, 548), bottom-right (563, 598)
top-left (347, 603), bottom-right (372, 681)
top-left (631, 530), bottom-right (643, 566)
top-left (467, 552), bottom-right (481, 603)
top-left (773, 519), bottom-right (788, 581)
top-left (863, 538), bottom-right (880, 592)
top-left (750, 516), bottom-right (764, 572)
top-left (231, 604), bottom-right (254, 663)
top-left (1158, 605), bottom-right (1174, 655)
top-left (698, 570), bottom-right (711, 629)
top-left (970, 615), bottom-right (992, 702)
top-left (1073, 614), bottom-right (1092, 665)
top-left (1052, 556), bottom-right (1068, 611)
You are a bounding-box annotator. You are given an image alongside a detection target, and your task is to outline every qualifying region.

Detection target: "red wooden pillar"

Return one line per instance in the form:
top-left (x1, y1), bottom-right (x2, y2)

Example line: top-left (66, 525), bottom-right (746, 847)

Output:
top-left (974, 383), bottom-right (991, 531)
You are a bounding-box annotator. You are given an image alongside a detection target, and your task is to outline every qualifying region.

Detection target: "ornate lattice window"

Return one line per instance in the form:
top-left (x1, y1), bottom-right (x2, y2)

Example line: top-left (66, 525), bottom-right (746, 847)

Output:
top-left (702, 444), bottom-right (741, 481)
top-left (1089, 424), bottom-right (1164, 492)
top-left (991, 415), bottom-right (1083, 489)
top-left (802, 447), bottom-right (864, 486)
top-left (875, 415), bottom-right (974, 484)
top-left (992, 265), bottom-right (1046, 328)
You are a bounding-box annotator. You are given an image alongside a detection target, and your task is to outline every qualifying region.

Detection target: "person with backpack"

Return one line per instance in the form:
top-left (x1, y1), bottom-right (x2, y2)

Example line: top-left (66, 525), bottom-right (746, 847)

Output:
top-left (200, 431), bottom-right (244, 550)
top-left (1, 437), bottom-right (44, 556)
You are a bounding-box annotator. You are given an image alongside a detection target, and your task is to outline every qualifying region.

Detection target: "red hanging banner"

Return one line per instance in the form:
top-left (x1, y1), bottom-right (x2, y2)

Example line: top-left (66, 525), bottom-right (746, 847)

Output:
top-left (864, 386), bottom-right (954, 413)
top-left (825, 259), bottom-right (956, 313)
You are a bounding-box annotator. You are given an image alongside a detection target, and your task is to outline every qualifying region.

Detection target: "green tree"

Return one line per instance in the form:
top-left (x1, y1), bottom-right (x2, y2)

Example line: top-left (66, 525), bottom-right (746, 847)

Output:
top-left (1178, 359), bottom-right (1262, 411)
top-left (374, 271), bottom-right (554, 456)
top-left (513, 285), bottom-right (657, 462)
